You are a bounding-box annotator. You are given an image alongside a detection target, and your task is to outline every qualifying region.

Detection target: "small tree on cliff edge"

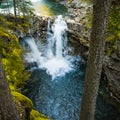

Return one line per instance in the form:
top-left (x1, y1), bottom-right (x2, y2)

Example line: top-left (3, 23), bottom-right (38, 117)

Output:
top-left (13, 0), bottom-right (17, 19)
top-left (80, 0), bottom-right (111, 120)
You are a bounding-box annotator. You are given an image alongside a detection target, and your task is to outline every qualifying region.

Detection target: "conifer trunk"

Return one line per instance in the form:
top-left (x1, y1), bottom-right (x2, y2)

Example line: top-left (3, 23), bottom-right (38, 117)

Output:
top-left (0, 56), bottom-right (20, 120)
top-left (13, 0), bottom-right (17, 20)
top-left (80, 0), bottom-right (111, 120)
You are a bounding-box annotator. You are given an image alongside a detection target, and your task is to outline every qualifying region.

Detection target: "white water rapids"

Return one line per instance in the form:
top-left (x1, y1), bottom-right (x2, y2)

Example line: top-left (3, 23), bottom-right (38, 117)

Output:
top-left (24, 15), bottom-right (77, 79)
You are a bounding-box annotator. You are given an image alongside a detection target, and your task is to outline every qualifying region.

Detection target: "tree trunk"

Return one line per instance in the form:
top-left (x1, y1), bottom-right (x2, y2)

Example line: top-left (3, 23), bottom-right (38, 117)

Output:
top-left (13, 0), bottom-right (17, 20)
top-left (0, 56), bottom-right (20, 120)
top-left (80, 0), bottom-right (111, 120)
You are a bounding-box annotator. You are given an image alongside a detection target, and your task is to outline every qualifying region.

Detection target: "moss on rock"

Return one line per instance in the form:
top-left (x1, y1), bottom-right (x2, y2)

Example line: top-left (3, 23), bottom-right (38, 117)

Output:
top-left (12, 91), bottom-right (33, 119)
top-left (12, 91), bottom-right (33, 111)
top-left (30, 109), bottom-right (50, 120)
top-left (11, 92), bottom-right (50, 120)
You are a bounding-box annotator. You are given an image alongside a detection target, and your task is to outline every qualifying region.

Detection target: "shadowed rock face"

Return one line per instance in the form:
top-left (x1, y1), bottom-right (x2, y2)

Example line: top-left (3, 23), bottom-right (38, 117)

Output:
top-left (104, 50), bottom-right (120, 102)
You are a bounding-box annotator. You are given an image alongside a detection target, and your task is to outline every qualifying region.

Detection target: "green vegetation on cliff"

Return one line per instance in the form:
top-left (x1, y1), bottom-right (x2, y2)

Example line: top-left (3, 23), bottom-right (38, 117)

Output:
top-left (106, 2), bottom-right (120, 54)
top-left (12, 91), bottom-right (50, 120)
top-left (0, 15), bottom-right (29, 90)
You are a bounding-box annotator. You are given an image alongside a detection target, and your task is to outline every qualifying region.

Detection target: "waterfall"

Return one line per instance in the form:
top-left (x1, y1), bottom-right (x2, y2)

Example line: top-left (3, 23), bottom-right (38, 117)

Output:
top-left (47, 18), bottom-right (54, 58)
top-left (24, 15), bottom-right (75, 79)
top-left (24, 37), bottom-right (44, 67)
top-left (52, 15), bottom-right (67, 58)
top-left (47, 15), bottom-right (67, 58)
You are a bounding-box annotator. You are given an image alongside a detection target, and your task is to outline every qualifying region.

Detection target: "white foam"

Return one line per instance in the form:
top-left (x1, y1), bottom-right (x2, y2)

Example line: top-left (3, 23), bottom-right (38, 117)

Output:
top-left (31, 0), bottom-right (40, 3)
top-left (24, 15), bottom-right (76, 79)
top-left (42, 57), bottom-right (73, 79)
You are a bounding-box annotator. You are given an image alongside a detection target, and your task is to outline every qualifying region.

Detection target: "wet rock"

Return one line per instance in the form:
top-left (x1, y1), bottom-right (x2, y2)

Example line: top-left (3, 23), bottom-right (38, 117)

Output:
top-left (24, 62), bottom-right (38, 70)
top-left (30, 16), bottom-right (48, 43)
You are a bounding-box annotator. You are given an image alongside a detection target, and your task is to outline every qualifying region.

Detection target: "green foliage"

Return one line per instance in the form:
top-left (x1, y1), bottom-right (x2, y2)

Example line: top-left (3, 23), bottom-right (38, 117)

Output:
top-left (30, 109), bottom-right (50, 120)
top-left (0, 14), bottom-right (30, 33)
top-left (17, 0), bottom-right (34, 16)
top-left (0, 14), bottom-right (8, 28)
top-left (0, 0), bottom-right (13, 9)
top-left (84, 9), bottom-right (93, 29)
top-left (0, 0), bottom-right (34, 23)
top-left (10, 84), bottom-right (16, 91)
top-left (67, 0), bottom-right (93, 4)
top-left (12, 91), bottom-right (50, 120)
top-left (107, 4), bottom-right (120, 39)
top-left (0, 15), bottom-right (30, 90)
top-left (1, 32), bottom-right (29, 89)
top-left (106, 3), bottom-right (120, 53)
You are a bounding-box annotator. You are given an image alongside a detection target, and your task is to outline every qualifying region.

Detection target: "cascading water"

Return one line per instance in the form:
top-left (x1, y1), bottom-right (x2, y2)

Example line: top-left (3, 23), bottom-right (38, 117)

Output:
top-left (51, 15), bottom-right (67, 58)
top-left (44, 15), bottom-right (73, 79)
top-left (24, 37), bottom-right (43, 66)
top-left (24, 15), bottom-right (75, 79)
top-left (23, 15), bottom-right (119, 120)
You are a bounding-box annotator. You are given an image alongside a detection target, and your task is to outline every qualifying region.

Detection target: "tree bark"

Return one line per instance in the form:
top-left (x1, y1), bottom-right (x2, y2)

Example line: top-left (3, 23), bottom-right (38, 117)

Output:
top-left (13, 0), bottom-right (17, 20)
top-left (0, 56), bottom-right (20, 120)
top-left (80, 0), bottom-right (111, 120)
